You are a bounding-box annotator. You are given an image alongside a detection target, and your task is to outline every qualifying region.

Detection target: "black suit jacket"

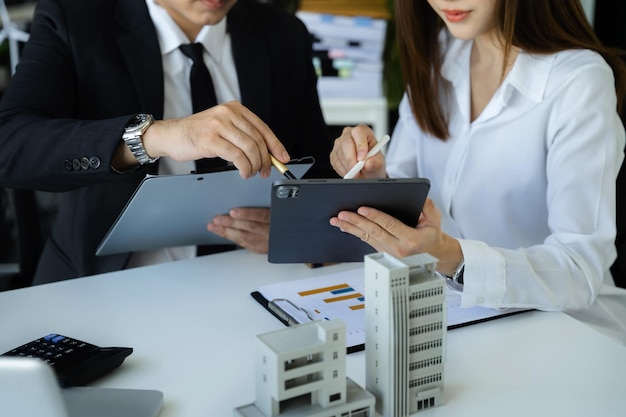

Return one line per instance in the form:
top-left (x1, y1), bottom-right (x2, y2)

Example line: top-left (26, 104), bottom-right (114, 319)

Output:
top-left (0, 0), bottom-right (335, 283)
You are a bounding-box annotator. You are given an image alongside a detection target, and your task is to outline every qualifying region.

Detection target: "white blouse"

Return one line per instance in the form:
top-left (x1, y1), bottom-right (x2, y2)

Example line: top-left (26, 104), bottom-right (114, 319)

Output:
top-left (386, 36), bottom-right (625, 312)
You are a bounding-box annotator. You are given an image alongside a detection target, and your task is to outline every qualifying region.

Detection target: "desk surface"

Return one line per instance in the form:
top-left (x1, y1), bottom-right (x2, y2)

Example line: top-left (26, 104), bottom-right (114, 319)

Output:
top-left (0, 250), bottom-right (624, 417)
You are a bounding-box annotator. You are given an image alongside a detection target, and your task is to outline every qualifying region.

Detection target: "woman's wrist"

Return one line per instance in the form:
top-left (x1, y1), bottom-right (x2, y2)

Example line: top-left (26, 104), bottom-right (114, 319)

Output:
top-left (443, 259), bottom-right (465, 284)
top-left (436, 235), bottom-right (464, 277)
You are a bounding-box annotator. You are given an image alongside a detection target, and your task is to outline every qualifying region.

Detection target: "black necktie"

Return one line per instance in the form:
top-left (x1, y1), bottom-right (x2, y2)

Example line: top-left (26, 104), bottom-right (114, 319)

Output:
top-left (180, 43), bottom-right (235, 256)
top-left (179, 43), bottom-right (227, 173)
top-left (179, 42), bottom-right (218, 113)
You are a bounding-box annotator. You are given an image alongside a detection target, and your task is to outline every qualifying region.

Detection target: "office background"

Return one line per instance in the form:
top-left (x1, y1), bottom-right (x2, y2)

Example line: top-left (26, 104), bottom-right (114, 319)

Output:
top-left (1, 0), bottom-right (625, 290)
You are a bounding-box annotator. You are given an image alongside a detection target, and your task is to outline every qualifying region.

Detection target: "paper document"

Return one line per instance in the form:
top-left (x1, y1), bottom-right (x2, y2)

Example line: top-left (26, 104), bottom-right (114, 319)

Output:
top-left (252, 268), bottom-right (529, 353)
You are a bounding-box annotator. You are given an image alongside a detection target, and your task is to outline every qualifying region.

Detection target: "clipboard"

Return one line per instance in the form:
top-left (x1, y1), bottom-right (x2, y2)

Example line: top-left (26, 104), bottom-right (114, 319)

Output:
top-left (96, 158), bottom-right (314, 256)
top-left (251, 268), bottom-right (531, 353)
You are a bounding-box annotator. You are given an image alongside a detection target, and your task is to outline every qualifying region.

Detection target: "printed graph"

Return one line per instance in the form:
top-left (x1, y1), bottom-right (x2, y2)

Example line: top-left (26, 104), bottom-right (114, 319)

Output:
top-left (259, 271), bottom-right (366, 349)
top-left (295, 281), bottom-right (365, 344)
top-left (299, 283), bottom-right (365, 313)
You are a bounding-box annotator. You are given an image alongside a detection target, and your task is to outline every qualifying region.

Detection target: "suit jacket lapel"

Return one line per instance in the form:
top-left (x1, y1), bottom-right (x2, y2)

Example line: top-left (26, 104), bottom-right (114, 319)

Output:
top-left (228, 3), bottom-right (272, 123)
top-left (113, 0), bottom-right (164, 119)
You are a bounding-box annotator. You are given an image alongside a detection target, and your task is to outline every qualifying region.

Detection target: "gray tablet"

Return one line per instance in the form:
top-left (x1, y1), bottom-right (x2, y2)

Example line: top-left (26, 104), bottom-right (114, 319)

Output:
top-left (96, 159), bottom-right (313, 256)
top-left (268, 178), bottom-right (430, 263)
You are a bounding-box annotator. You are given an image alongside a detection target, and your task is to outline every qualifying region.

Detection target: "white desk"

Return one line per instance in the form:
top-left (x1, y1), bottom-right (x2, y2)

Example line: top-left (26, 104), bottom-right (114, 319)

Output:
top-left (0, 250), bottom-right (625, 417)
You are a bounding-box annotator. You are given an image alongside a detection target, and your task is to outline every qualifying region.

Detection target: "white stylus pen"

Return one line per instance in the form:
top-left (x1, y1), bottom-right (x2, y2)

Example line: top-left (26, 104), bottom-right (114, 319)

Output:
top-left (343, 134), bottom-right (390, 179)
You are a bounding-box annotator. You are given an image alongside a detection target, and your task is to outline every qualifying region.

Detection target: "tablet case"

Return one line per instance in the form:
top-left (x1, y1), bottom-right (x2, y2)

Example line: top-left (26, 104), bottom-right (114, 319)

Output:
top-left (267, 178), bottom-right (431, 263)
top-left (96, 159), bottom-right (313, 256)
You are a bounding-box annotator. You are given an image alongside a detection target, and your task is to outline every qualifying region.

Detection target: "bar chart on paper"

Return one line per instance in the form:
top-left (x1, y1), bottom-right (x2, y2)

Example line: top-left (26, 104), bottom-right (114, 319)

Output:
top-left (298, 281), bottom-right (365, 318)
top-left (254, 267), bottom-right (532, 352)
top-left (256, 271), bottom-right (367, 351)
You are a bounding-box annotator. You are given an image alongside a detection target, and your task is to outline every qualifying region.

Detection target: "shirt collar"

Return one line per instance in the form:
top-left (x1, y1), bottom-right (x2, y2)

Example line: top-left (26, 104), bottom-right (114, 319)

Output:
top-left (441, 36), bottom-right (556, 104)
top-left (506, 52), bottom-right (555, 103)
top-left (145, 0), bottom-right (227, 62)
top-left (195, 20), bottom-right (227, 63)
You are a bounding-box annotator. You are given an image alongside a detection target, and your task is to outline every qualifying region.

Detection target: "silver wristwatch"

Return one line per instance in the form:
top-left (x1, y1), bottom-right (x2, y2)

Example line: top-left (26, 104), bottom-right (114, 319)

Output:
top-left (444, 260), bottom-right (465, 285)
top-left (122, 114), bottom-right (159, 165)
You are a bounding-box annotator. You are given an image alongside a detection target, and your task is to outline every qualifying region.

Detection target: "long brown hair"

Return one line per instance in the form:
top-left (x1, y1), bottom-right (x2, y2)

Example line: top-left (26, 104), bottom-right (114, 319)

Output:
top-left (395, 0), bottom-right (626, 140)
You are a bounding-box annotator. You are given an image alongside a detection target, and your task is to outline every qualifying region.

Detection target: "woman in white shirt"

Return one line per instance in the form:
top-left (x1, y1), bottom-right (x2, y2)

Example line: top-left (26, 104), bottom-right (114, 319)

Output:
top-left (329, 0), bottom-right (626, 315)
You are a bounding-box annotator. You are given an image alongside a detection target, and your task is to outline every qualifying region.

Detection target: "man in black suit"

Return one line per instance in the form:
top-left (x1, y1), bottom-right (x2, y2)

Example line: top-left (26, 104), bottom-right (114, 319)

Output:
top-left (0, 0), bottom-right (334, 283)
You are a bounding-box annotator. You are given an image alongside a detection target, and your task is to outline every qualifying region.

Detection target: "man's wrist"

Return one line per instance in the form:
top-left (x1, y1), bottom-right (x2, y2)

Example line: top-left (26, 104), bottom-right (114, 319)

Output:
top-left (122, 114), bottom-right (159, 165)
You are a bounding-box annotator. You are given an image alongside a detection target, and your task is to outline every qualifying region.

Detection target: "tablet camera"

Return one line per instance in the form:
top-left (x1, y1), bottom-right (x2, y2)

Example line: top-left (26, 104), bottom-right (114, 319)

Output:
top-left (275, 185), bottom-right (300, 199)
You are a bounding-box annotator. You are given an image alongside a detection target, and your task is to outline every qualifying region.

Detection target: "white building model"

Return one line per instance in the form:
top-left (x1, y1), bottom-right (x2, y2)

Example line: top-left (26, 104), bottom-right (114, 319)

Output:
top-left (364, 252), bottom-right (446, 416)
top-left (234, 319), bottom-right (375, 417)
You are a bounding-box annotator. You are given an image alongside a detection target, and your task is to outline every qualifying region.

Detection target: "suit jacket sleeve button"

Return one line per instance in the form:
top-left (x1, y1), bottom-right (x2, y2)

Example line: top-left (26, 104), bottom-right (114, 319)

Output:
top-left (72, 159), bottom-right (81, 171)
top-left (89, 156), bottom-right (101, 169)
top-left (64, 159), bottom-right (74, 171)
top-left (80, 156), bottom-right (90, 170)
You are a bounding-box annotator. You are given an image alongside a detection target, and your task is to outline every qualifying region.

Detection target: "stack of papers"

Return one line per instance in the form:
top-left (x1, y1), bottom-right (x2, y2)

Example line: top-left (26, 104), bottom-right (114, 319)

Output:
top-left (297, 11), bottom-right (387, 98)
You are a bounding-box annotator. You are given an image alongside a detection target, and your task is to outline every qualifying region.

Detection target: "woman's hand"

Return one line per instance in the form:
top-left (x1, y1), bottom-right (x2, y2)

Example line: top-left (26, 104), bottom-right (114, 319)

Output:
top-left (330, 124), bottom-right (387, 178)
top-left (329, 198), bottom-right (463, 275)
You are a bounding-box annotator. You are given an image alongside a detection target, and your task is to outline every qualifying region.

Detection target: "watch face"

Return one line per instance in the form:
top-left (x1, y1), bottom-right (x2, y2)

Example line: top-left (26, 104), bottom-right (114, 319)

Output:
top-left (127, 114), bottom-right (151, 129)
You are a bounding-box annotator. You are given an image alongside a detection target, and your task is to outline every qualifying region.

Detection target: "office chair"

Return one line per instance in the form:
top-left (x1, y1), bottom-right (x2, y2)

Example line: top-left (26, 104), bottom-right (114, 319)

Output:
top-left (610, 155), bottom-right (626, 289)
top-left (0, 188), bottom-right (57, 290)
top-left (592, 0), bottom-right (626, 288)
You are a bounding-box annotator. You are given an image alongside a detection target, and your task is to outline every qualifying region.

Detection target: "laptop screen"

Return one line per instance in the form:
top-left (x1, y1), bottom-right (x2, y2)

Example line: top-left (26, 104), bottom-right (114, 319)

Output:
top-left (0, 357), bottom-right (163, 417)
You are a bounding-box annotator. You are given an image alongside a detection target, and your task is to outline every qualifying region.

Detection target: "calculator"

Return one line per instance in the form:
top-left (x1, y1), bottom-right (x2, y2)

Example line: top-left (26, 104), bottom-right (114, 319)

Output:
top-left (0, 333), bottom-right (133, 386)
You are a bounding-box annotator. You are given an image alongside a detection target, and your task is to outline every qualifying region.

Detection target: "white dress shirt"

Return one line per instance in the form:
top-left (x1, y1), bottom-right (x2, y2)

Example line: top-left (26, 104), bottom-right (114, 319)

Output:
top-left (386, 36), bottom-right (625, 313)
top-left (127, 0), bottom-right (241, 268)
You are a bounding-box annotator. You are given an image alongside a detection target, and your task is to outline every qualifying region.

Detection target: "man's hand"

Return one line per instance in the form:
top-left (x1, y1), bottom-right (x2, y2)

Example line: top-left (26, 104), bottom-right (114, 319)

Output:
top-left (207, 207), bottom-right (270, 254)
top-left (114, 101), bottom-right (290, 179)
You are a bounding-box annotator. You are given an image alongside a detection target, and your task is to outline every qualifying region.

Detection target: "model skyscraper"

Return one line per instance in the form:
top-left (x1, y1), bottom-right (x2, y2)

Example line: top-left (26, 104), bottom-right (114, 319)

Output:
top-left (364, 252), bottom-right (446, 416)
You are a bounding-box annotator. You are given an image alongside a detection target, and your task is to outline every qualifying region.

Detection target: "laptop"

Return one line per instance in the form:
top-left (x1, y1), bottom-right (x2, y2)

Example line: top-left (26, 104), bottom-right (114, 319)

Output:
top-left (0, 357), bottom-right (163, 417)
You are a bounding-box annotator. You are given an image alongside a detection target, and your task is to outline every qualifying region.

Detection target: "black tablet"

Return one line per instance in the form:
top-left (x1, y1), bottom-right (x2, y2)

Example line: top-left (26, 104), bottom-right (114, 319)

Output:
top-left (268, 178), bottom-right (430, 263)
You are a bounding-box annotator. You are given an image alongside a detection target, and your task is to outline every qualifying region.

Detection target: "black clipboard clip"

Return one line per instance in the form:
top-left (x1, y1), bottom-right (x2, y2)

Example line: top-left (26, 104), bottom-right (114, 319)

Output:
top-left (267, 298), bottom-right (313, 326)
top-left (250, 291), bottom-right (365, 354)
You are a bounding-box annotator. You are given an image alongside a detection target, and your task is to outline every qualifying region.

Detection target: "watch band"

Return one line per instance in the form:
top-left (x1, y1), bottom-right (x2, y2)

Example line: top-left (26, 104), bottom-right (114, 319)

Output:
top-left (444, 260), bottom-right (465, 285)
top-left (122, 114), bottom-right (159, 165)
